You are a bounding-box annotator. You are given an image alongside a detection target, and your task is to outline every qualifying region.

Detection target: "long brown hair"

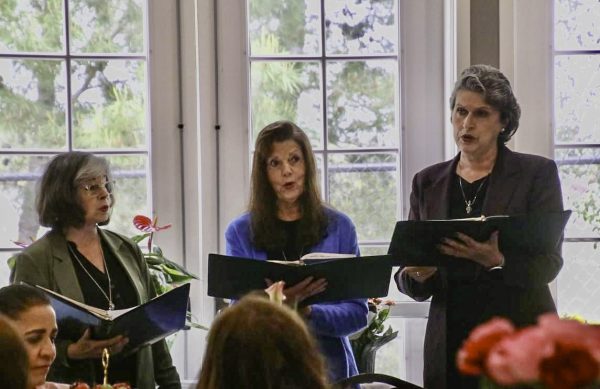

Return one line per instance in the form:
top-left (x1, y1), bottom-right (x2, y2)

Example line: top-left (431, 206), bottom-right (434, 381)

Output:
top-left (249, 120), bottom-right (327, 251)
top-left (197, 294), bottom-right (330, 389)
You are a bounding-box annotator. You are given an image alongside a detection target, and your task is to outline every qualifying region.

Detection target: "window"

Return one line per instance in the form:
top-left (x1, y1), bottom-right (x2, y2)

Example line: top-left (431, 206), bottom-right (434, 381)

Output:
top-left (553, 0), bottom-right (600, 321)
top-left (0, 1), bottom-right (150, 283)
top-left (247, 0), bottom-right (401, 257)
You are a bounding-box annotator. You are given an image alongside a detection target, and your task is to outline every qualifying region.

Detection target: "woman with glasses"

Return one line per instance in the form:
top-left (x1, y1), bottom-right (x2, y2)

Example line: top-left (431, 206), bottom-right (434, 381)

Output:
top-left (11, 152), bottom-right (181, 389)
top-left (224, 121), bottom-right (368, 384)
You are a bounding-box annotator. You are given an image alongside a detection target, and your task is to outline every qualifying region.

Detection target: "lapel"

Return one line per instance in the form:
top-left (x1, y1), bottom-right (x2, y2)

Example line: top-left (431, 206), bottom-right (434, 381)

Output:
top-left (98, 228), bottom-right (145, 304)
top-left (423, 155), bottom-right (459, 219)
top-left (48, 231), bottom-right (85, 302)
top-left (482, 146), bottom-right (521, 215)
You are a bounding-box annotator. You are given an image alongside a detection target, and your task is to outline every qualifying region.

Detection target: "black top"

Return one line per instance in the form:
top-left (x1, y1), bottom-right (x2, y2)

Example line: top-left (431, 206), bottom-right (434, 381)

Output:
top-left (265, 219), bottom-right (304, 260)
top-left (447, 174), bottom-right (492, 389)
top-left (67, 239), bottom-right (138, 386)
top-left (449, 174), bottom-right (489, 219)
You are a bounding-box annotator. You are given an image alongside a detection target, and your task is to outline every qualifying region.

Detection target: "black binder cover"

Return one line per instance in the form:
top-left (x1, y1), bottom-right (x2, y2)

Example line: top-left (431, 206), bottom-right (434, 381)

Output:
top-left (39, 283), bottom-right (190, 356)
top-left (388, 210), bottom-right (571, 266)
top-left (207, 254), bottom-right (393, 305)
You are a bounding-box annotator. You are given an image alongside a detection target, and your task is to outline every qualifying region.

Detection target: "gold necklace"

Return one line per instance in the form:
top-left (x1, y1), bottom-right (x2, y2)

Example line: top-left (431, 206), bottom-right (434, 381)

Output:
top-left (458, 175), bottom-right (488, 215)
top-left (68, 243), bottom-right (115, 310)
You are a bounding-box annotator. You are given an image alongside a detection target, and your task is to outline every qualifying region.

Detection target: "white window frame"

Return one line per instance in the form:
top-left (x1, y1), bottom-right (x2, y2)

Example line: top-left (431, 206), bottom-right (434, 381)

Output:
top-left (147, 0), bottom-right (217, 384)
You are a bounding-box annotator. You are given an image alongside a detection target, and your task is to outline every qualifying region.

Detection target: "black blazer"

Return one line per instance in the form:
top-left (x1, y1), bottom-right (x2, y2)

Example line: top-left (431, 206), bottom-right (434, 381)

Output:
top-left (395, 146), bottom-right (564, 389)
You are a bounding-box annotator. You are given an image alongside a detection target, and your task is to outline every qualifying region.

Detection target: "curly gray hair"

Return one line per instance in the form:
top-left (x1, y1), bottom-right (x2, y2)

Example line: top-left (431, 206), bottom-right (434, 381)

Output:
top-left (449, 64), bottom-right (521, 144)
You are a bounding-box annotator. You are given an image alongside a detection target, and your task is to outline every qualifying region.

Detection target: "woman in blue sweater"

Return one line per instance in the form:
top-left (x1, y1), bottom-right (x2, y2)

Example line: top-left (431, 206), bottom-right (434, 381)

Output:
top-left (225, 120), bottom-right (368, 383)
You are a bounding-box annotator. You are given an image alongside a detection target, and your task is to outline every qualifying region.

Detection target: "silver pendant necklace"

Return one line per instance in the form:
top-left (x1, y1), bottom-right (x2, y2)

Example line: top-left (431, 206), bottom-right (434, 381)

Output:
top-left (458, 175), bottom-right (488, 215)
top-left (68, 242), bottom-right (115, 311)
top-left (282, 245), bottom-right (304, 261)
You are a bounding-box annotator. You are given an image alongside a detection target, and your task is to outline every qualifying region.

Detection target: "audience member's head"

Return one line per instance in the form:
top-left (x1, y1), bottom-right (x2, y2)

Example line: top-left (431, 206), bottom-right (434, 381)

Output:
top-left (0, 314), bottom-right (29, 389)
top-left (197, 294), bottom-right (330, 389)
top-left (0, 284), bottom-right (58, 389)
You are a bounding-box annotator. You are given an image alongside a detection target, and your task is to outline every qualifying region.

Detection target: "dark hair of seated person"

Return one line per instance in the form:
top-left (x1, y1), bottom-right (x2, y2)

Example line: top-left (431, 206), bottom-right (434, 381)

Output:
top-left (197, 293), bottom-right (330, 389)
top-left (0, 284), bottom-right (51, 319)
top-left (0, 314), bottom-right (30, 389)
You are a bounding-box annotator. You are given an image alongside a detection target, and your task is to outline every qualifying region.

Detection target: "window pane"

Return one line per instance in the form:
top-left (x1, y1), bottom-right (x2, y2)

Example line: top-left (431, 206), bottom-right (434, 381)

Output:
top-left (71, 59), bottom-right (147, 149)
top-left (374, 317), bottom-right (425, 387)
top-left (0, 58), bottom-right (67, 149)
top-left (248, 0), bottom-right (321, 56)
top-left (359, 245), bottom-right (388, 256)
top-left (327, 60), bottom-right (397, 149)
top-left (69, 0), bottom-right (144, 54)
top-left (0, 0), bottom-right (65, 54)
top-left (328, 153), bottom-right (397, 241)
top-left (554, 55), bottom-right (600, 144)
top-left (556, 148), bottom-right (600, 238)
top-left (325, 0), bottom-right (398, 55)
top-left (0, 155), bottom-right (53, 245)
top-left (557, 242), bottom-right (600, 322)
top-left (554, 0), bottom-right (600, 50)
top-left (250, 60), bottom-right (323, 148)
top-left (105, 154), bottom-right (149, 237)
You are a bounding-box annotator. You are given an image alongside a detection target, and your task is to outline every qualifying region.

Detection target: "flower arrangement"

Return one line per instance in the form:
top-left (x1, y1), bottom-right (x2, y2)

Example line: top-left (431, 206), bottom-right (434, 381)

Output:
top-left (350, 298), bottom-right (398, 373)
top-left (457, 314), bottom-right (600, 389)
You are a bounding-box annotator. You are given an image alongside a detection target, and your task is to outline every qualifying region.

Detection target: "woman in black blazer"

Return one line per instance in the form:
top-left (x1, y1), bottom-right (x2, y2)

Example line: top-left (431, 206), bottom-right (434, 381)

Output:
top-left (395, 64), bottom-right (564, 389)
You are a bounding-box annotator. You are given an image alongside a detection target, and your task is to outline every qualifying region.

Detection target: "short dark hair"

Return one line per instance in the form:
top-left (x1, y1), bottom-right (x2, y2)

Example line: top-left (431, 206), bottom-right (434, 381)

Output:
top-left (197, 295), bottom-right (330, 389)
top-left (37, 151), bottom-right (113, 230)
top-left (449, 64), bottom-right (521, 144)
top-left (0, 315), bottom-right (29, 389)
top-left (249, 120), bottom-right (327, 251)
top-left (0, 284), bottom-right (51, 321)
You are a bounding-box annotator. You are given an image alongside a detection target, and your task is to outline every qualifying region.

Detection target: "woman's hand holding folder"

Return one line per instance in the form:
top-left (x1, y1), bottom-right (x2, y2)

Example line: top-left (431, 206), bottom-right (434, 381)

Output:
top-left (265, 276), bottom-right (328, 307)
top-left (438, 230), bottom-right (505, 270)
top-left (67, 329), bottom-right (129, 360)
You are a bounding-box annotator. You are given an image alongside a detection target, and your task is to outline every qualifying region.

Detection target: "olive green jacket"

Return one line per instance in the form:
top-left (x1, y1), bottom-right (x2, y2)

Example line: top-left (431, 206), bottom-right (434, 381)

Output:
top-left (11, 228), bottom-right (181, 389)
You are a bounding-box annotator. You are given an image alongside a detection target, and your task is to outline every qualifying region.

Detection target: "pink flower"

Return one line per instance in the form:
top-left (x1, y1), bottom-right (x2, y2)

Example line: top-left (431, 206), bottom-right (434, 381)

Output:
top-left (537, 313), bottom-right (600, 363)
top-left (458, 314), bottom-right (600, 387)
top-left (456, 317), bottom-right (515, 375)
top-left (485, 326), bottom-right (554, 386)
top-left (539, 343), bottom-right (599, 389)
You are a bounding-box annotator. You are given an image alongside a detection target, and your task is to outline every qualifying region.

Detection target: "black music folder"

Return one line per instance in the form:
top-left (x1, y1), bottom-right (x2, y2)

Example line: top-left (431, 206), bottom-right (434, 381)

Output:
top-left (36, 283), bottom-right (190, 356)
top-left (388, 210), bottom-right (571, 266)
top-left (207, 253), bottom-right (393, 305)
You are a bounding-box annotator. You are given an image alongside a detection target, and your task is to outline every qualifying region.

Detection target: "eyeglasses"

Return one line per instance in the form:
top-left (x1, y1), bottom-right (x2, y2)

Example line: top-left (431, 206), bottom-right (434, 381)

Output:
top-left (80, 181), bottom-right (115, 196)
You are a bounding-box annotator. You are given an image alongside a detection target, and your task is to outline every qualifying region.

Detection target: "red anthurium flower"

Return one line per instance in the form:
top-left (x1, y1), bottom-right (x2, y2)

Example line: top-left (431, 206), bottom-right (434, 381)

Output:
top-left (133, 215), bottom-right (172, 232)
top-left (133, 215), bottom-right (172, 252)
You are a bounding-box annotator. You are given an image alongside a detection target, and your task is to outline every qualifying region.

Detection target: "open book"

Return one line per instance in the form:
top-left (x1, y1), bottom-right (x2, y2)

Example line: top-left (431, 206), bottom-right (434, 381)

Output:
top-left (36, 283), bottom-right (190, 356)
top-left (388, 210), bottom-right (571, 266)
top-left (207, 253), bottom-right (393, 305)
top-left (268, 252), bottom-right (356, 265)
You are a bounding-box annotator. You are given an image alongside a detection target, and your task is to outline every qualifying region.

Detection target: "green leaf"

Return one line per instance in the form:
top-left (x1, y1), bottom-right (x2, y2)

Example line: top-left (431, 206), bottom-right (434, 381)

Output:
top-left (131, 233), bottom-right (150, 243)
top-left (7, 254), bottom-right (17, 270)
